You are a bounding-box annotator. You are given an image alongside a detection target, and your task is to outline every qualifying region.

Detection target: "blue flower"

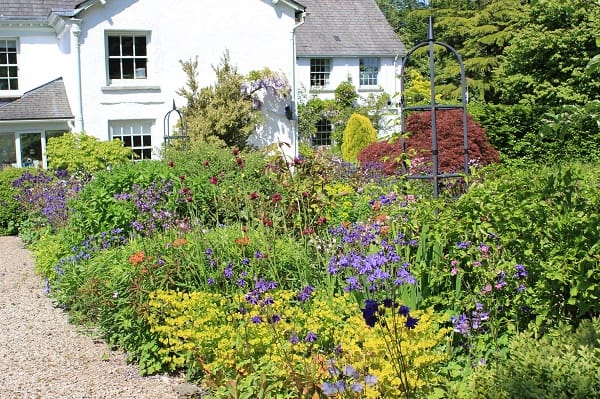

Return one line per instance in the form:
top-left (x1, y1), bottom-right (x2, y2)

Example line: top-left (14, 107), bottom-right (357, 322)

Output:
top-left (398, 305), bottom-right (410, 316)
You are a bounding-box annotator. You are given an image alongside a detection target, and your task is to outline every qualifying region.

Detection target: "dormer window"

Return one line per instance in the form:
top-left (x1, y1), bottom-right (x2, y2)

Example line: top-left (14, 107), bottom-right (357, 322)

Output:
top-left (0, 39), bottom-right (18, 91)
top-left (107, 33), bottom-right (149, 83)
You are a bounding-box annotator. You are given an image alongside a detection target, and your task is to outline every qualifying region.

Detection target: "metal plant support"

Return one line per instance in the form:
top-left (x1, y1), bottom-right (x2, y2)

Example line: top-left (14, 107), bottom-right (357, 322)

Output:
top-left (163, 100), bottom-right (188, 148)
top-left (399, 16), bottom-right (469, 199)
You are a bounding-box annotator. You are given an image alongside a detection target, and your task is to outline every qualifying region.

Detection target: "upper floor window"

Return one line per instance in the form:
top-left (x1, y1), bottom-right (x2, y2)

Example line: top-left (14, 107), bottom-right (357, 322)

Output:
top-left (109, 119), bottom-right (153, 160)
top-left (359, 58), bottom-right (379, 87)
top-left (310, 58), bottom-right (331, 88)
top-left (107, 33), bottom-right (148, 82)
top-left (0, 39), bottom-right (18, 91)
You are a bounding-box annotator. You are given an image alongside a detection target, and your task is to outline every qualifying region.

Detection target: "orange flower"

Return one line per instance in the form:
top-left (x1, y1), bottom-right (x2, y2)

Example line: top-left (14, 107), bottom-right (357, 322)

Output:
top-left (380, 225), bottom-right (391, 235)
top-left (172, 238), bottom-right (187, 247)
top-left (235, 236), bottom-right (250, 245)
top-left (128, 251), bottom-right (146, 266)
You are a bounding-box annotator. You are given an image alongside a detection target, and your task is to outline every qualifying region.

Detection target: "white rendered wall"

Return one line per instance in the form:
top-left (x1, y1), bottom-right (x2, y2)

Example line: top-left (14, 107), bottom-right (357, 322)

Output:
top-left (73, 0), bottom-right (297, 158)
top-left (296, 56), bottom-right (399, 102)
top-left (0, 25), bottom-right (72, 99)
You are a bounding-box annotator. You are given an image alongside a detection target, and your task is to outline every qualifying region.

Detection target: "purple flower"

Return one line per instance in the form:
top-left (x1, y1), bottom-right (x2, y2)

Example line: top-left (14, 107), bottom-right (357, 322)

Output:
top-left (452, 314), bottom-right (470, 335)
top-left (251, 315), bottom-right (263, 324)
top-left (405, 315), bottom-right (419, 329)
top-left (514, 264), bottom-right (528, 279)
top-left (362, 299), bottom-right (379, 327)
top-left (305, 331), bottom-right (318, 343)
top-left (457, 241), bottom-right (471, 249)
top-left (289, 331), bottom-right (299, 344)
top-left (398, 305), bottom-right (410, 317)
top-left (296, 285), bottom-right (314, 302)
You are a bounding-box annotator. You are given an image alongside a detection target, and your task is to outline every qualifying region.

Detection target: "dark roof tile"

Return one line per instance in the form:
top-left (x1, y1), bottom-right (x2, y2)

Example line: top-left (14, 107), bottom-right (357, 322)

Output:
top-left (0, 77), bottom-right (73, 120)
top-left (296, 0), bottom-right (405, 57)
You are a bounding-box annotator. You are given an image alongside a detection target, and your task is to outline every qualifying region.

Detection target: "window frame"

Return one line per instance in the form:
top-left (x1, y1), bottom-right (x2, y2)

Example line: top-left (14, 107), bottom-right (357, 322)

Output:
top-left (310, 58), bottom-right (331, 88)
top-left (0, 38), bottom-right (19, 92)
top-left (359, 57), bottom-right (379, 87)
top-left (109, 119), bottom-right (154, 160)
top-left (105, 31), bottom-right (150, 85)
top-left (311, 118), bottom-right (332, 147)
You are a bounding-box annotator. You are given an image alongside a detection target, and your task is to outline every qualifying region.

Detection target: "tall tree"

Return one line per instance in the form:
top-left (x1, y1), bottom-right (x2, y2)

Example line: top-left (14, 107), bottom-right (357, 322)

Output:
top-left (494, 0), bottom-right (600, 107)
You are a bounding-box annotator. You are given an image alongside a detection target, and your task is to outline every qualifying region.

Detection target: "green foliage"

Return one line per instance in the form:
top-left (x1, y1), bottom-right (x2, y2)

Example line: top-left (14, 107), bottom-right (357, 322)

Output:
top-left (341, 114), bottom-right (378, 163)
top-left (68, 160), bottom-right (174, 237)
top-left (46, 132), bottom-right (135, 173)
top-left (463, 319), bottom-right (600, 399)
top-left (177, 53), bottom-right (260, 149)
top-left (334, 81), bottom-right (359, 108)
top-left (449, 163), bottom-right (600, 325)
top-left (494, 0), bottom-right (600, 107)
top-left (0, 167), bottom-right (28, 235)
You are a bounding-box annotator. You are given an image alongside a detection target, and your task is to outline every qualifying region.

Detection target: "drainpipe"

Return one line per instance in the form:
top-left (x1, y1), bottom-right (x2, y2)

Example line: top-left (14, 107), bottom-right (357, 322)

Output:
top-left (291, 12), bottom-right (306, 160)
top-left (71, 19), bottom-right (84, 132)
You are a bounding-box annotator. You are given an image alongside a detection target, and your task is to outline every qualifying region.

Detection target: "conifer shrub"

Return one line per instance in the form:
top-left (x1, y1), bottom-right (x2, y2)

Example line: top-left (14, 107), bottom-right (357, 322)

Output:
top-left (341, 113), bottom-right (378, 163)
top-left (358, 110), bottom-right (500, 175)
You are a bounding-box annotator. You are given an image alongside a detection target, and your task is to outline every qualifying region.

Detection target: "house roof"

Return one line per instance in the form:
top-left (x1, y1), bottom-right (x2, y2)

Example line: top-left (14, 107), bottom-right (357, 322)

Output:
top-left (0, 1), bottom-right (81, 19)
top-left (0, 77), bottom-right (73, 121)
top-left (296, 0), bottom-right (405, 57)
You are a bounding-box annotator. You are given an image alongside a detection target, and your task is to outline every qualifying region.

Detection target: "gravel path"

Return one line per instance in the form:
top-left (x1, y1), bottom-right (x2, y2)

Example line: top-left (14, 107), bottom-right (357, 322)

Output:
top-left (0, 236), bottom-right (185, 399)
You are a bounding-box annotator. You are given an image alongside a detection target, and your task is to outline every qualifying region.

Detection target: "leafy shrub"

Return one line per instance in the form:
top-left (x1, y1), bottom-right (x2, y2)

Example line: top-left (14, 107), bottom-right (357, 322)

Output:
top-left (178, 53), bottom-right (260, 149)
top-left (46, 132), bottom-right (134, 173)
top-left (68, 160), bottom-right (175, 238)
top-left (357, 110), bottom-right (500, 175)
top-left (341, 113), bottom-right (378, 163)
top-left (463, 319), bottom-right (600, 399)
top-left (0, 167), bottom-right (28, 235)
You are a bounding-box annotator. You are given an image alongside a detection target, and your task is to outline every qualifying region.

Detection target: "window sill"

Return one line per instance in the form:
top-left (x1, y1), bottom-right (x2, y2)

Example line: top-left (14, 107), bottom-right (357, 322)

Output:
top-left (101, 85), bottom-right (161, 93)
top-left (358, 87), bottom-right (383, 92)
top-left (309, 87), bottom-right (335, 94)
top-left (0, 90), bottom-right (23, 99)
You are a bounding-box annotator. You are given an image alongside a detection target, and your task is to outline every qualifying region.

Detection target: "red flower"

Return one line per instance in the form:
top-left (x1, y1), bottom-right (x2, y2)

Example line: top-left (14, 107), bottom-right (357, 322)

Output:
top-left (203, 160), bottom-right (210, 167)
top-left (232, 148), bottom-right (240, 156)
top-left (236, 157), bottom-right (245, 169)
top-left (302, 191), bottom-right (309, 198)
top-left (249, 191), bottom-right (259, 200)
top-left (271, 193), bottom-right (283, 204)
top-left (316, 216), bottom-right (327, 225)
top-left (262, 217), bottom-right (273, 227)
top-left (210, 176), bottom-right (219, 185)
top-left (179, 175), bottom-right (186, 181)
top-left (302, 228), bottom-right (315, 235)
top-left (186, 196), bottom-right (193, 202)
top-left (168, 161), bottom-right (174, 167)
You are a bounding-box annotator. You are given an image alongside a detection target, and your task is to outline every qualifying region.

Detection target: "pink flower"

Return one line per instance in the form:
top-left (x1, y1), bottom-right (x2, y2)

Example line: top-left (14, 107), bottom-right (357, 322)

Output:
top-left (451, 267), bottom-right (459, 276)
top-left (209, 176), bottom-right (218, 185)
top-left (481, 284), bottom-right (492, 295)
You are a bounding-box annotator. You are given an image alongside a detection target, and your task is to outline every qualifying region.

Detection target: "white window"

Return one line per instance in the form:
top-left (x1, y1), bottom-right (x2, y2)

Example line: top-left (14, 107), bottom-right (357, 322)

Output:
top-left (109, 120), bottom-right (153, 160)
top-left (311, 119), bottom-right (332, 147)
top-left (359, 58), bottom-right (379, 87)
top-left (310, 58), bottom-right (331, 88)
top-left (107, 33), bottom-right (148, 82)
top-left (0, 39), bottom-right (18, 91)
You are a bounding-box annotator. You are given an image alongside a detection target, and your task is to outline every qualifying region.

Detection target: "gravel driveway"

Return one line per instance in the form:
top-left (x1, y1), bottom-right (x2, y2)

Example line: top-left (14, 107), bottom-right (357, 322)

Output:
top-left (0, 236), bottom-right (185, 399)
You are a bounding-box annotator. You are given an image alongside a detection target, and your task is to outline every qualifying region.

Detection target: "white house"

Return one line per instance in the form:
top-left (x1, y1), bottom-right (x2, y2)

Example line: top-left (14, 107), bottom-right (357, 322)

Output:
top-left (0, 0), bottom-right (404, 168)
top-left (295, 0), bottom-right (405, 145)
top-left (0, 0), bottom-right (305, 168)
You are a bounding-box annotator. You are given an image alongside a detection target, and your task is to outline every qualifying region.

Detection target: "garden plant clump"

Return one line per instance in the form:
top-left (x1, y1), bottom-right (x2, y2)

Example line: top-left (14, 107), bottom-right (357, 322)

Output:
top-left (3, 138), bottom-right (600, 398)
